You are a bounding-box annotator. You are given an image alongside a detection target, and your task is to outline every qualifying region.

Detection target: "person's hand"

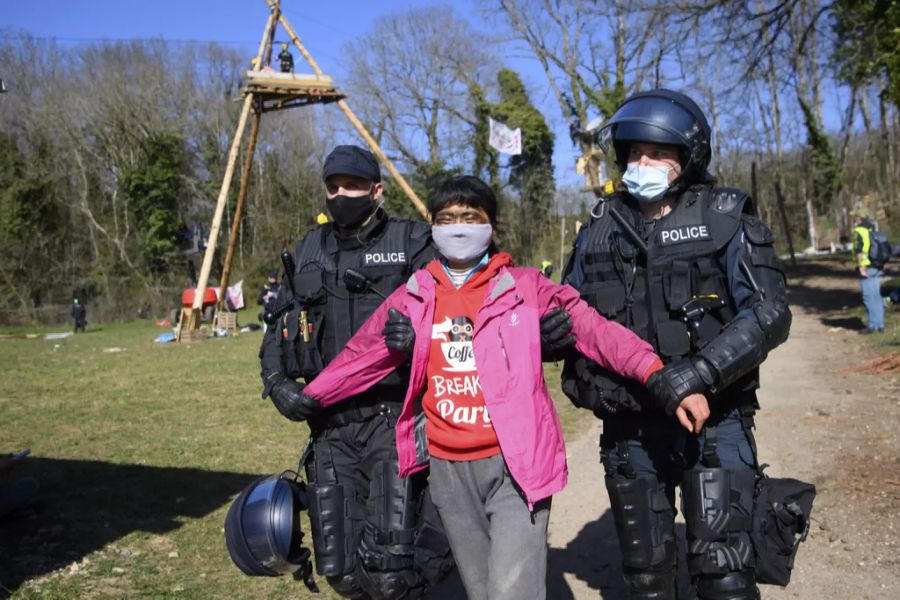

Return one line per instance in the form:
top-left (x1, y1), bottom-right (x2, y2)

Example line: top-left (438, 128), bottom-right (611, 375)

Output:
top-left (859, 266), bottom-right (868, 277)
top-left (540, 307), bottom-right (576, 360)
top-left (270, 378), bottom-right (320, 422)
top-left (646, 358), bottom-right (712, 416)
top-left (382, 308), bottom-right (415, 356)
top-left (675, 393), bottom-right (710, 434)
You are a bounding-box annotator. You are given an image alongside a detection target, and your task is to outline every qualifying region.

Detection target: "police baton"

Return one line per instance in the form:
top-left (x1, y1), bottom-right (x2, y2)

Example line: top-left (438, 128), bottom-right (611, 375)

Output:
top-left (606, 203), bottom-right (649, 256)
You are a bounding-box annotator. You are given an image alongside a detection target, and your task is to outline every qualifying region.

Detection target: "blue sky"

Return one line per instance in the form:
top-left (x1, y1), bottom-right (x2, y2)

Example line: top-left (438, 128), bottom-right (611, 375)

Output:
top-left (2, 0), bottom-right (587, 186)
top-left (2, 1), bottom-right (446, 73)
top-left (1, 1), bottom-right (853, 189)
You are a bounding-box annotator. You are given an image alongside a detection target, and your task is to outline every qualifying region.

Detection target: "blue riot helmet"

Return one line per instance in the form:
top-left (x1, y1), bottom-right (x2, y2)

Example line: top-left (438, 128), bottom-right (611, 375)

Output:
top-left (598, 89), bottom-right (713, 188)
top-left (224, 473), bottom-right (315, 588)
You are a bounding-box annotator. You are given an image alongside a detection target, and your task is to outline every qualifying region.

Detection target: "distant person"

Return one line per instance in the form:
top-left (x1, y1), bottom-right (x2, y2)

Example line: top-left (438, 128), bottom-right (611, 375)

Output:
top-left (71, 298), bottom-right (87, 333)
top-left (540, 259), bottom-right (554, 278)
top-left (276, 43), bottom-right (294, 73)
top-left (256, 271), bottom-right (280, 324)
top-left (852, 209), bottom-right (886, 334)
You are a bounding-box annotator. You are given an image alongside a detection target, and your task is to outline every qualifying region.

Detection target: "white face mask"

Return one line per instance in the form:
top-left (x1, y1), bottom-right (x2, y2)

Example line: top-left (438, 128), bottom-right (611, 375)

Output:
top-left (432, 223), bottom-right (493, 263)
top-left (622, 164), bottom-right (672, 202)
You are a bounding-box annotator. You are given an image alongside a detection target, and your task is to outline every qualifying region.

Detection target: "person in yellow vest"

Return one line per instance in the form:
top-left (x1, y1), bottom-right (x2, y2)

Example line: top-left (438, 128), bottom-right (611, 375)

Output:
top-left (540, 259), bottom-right (554, 279)
top-left (276, 43), bottom-right (294, 73)
top-left (852, 209), bottom-right (885, 334)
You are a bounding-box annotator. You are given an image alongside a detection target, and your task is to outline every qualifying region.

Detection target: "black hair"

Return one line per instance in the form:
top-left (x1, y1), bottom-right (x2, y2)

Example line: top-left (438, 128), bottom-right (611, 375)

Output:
top-left (428, 175), bottom-right (498, 226)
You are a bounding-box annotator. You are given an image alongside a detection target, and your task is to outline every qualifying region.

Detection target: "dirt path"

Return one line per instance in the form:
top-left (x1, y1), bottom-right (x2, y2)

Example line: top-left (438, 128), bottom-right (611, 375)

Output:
top-left (545, 263), bottom-right (900, 599)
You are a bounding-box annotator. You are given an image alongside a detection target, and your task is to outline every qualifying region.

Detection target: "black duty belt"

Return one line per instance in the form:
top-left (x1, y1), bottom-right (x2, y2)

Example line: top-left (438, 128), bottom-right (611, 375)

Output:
top-left (310, 389), bottom-right (404, 430)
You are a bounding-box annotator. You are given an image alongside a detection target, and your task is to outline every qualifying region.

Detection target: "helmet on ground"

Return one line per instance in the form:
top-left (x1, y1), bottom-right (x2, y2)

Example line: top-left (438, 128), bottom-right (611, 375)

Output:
top-left (598, 89), bottom-right (712, 186)
top-left (224, 473), bottom-right (312, 578)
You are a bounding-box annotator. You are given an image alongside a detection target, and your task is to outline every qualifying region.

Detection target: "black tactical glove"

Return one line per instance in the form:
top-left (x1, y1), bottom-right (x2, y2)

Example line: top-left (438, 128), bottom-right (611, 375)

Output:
top-left (646, 357), bottom-right (716, 415)
top-left (382, 307), bottom-right (415, 356)
top-left (270, 377), bottom-right (320, 422)
top-left (540, 307), bottom-right (576, 361)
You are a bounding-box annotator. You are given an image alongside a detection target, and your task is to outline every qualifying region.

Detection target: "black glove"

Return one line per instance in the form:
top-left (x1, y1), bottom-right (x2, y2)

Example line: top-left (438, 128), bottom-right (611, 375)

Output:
top-left (645, 357), bottom-right (715, 415)
top-left (382, 307), bottom-right (415, 356)
top-left (270, 378), bottom-right (320, 422)
top-left (540, 307), bottom-right (576, 361)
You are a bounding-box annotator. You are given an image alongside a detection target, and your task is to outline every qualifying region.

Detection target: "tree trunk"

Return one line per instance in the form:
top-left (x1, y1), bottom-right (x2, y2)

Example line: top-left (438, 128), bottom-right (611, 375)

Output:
top-left (773, 177), bottom-right (797, 266)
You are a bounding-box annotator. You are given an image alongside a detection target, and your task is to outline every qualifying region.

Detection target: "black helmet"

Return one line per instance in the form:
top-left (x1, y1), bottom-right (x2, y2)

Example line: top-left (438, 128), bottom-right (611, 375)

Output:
top-left (224, 473), bottom-right (314, 580)
top-left (598, 89), bottom-right (712, 185)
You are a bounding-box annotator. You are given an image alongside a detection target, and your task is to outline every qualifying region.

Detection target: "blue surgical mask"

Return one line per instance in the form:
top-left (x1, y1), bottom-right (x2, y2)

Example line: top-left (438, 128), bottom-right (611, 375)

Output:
top-left (432, 224), bottom-right (493, 263)
top-left (622, 164), bottom-right (672, 202)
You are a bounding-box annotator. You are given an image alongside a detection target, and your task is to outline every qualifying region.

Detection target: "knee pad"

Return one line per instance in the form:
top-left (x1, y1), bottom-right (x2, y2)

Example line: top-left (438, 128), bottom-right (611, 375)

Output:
top-left (695, 569), bottom-right (759, 600)
top-left (326, 571), bottom-right (371, 599)
top-left (307, 482), bottom-right (362, 577)
top-left (605, 474), bottom-right (676, 570)
top-left (356, 462), bottom-right (425, 599)
top-left (682, 468), bottom-right (756, 578)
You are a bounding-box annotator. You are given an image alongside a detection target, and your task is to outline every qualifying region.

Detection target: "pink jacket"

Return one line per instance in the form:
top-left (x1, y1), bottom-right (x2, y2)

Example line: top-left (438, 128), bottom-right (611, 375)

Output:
top-left (304, 265), bottom-right (660, 506)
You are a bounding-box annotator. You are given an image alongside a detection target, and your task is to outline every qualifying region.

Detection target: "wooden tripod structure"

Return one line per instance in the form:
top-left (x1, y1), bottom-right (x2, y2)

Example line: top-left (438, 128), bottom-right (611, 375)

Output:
top-left (178, 0), bottom-right (428, 341)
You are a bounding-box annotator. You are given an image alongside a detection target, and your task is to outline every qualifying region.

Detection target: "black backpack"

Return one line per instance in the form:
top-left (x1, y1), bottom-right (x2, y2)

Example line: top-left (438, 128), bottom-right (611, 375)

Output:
top-left (868, 228), bottom-right (892, 268)
top-left (751, 466), bottom-right (816, 586)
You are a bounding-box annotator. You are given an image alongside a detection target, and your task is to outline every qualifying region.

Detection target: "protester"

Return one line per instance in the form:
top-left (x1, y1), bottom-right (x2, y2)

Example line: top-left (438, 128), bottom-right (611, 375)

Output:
top-left (272, 175), bottom-right (707, 600)
top-left (852, 209), bottom-right (886, 334)
top-left (562, 89), bottom-right (792, 599)
top-left (71, 298), bottom-right (86, 333)
top-left (276, 43), bottom-right (294, 73)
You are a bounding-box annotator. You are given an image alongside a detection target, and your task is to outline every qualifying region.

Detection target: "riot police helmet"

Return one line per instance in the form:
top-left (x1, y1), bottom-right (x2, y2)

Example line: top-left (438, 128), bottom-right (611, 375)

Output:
top-left (598, 89), bottom-right (712, 186)
top-left (224, 473), bottom-right (312, 577)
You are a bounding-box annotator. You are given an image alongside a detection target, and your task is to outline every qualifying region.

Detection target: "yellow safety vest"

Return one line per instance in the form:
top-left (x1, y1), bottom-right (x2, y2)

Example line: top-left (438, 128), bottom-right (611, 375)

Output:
top-left (853, 225), bottom-right (871, 267)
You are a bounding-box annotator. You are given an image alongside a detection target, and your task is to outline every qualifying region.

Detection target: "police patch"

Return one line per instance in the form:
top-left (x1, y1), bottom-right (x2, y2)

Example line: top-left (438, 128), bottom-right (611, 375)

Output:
top-left (658, 224), bottom-right (711, 246)
top-left (363, 251), bottom-right (407, 266)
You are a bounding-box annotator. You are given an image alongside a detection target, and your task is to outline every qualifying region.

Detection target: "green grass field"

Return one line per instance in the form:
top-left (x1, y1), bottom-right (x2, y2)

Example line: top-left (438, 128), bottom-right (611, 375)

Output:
top-left (0, 318), bottom-right (592, 599)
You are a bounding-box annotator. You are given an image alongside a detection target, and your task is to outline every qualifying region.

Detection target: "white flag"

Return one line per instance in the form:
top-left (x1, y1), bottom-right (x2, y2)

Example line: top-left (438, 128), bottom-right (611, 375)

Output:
top-left (226, 280), bottom-right (245, 310)
top-left (489, 118), bottom-right (522, 155)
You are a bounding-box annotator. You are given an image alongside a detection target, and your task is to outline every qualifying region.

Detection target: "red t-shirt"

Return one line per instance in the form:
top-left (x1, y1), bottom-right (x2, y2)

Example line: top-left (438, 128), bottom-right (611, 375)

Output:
top-left (421, 253), bottom-right (514, 460)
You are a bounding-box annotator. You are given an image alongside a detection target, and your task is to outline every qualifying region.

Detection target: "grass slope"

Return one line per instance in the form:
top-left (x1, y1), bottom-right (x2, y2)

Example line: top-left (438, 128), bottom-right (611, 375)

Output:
top-left (0, 320), bottom-right (591, 599)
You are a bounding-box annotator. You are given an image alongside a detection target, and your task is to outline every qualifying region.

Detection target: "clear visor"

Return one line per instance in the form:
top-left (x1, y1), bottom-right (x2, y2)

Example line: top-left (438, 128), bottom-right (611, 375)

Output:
top-left (598, 96), bottom-right (702, 153)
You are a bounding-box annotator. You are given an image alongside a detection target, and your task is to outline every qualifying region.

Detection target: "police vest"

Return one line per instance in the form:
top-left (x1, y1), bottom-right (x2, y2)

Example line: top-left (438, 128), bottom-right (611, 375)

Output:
top-left (570, 186), bottom-right (756, 412)
top-left (279, 218), bottom-right (431, 386)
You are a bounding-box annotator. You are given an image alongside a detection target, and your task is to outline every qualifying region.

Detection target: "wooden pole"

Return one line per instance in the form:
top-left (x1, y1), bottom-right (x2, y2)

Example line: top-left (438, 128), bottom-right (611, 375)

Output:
top-left (559, 216), bottom-right (565, 279)
top-left (268, 0), bottom-right (430, 220)
top-left (216, 110), bottom-right (262, 315)
top-left (187, 7), bottom-right (278, 332)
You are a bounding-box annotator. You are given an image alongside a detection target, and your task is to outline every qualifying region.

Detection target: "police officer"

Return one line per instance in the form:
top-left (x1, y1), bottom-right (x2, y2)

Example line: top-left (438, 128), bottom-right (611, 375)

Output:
top-left (256, 270), bottom-right (280, 324)
top-left (258, 145), bottom-right (451, 599)
top-left (561, 90), bottom-right (791, 599)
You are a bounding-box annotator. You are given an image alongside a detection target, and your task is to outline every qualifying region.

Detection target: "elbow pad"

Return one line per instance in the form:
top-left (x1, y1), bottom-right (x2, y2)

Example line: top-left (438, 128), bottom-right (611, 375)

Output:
top-left (695, 317), bottom-right (768, 393)
top-left (754, 299), bottom-right (791, 349)
top-left (695, 298), bottom-right (791, 393)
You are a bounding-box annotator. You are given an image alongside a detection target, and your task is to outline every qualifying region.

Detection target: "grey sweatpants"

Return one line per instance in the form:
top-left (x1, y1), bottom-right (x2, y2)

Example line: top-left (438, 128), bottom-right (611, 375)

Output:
top-left (429, 454), bottom-right (551, 600)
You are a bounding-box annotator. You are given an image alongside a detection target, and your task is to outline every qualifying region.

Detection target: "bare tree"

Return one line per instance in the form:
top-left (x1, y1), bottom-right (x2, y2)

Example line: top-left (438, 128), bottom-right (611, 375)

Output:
top-left (341, 7), bottom-right (497, 171)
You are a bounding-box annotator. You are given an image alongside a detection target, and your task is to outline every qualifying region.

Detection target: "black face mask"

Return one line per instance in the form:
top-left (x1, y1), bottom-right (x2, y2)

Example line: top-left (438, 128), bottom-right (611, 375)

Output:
top-left (327, 193), bottom-right (376, 228)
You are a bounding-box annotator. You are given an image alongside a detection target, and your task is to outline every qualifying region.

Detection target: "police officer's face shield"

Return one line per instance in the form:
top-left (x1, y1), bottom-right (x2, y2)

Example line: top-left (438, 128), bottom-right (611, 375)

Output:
top-left (598, 96), bottom-right (708, 174)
